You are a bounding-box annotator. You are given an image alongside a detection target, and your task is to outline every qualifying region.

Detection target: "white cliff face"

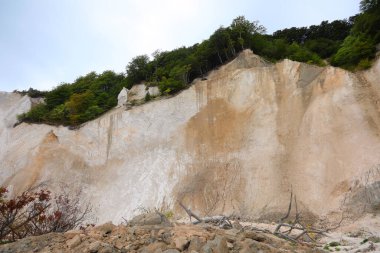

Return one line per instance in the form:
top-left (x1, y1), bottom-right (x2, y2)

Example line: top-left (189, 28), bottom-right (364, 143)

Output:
top-left (1, 50), bottom-right (380, 223)
top-left (0, 92), bottom-right (34, 176)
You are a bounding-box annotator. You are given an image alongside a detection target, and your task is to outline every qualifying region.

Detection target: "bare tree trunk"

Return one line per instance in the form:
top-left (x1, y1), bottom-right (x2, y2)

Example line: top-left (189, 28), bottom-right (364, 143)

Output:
top-left (224, 50), bottom-right (230, 60)
top-left (231, 47), bottom-right (236, 56)
top-left (217, 51), bottom-right (223, 64)
top-left (179, 202), bottom-right (202, 223)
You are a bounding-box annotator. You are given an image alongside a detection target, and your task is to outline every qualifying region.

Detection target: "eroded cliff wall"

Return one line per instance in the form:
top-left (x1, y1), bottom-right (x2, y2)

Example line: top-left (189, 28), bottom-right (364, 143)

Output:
top-left (1, 51), bottom-right (380, 223)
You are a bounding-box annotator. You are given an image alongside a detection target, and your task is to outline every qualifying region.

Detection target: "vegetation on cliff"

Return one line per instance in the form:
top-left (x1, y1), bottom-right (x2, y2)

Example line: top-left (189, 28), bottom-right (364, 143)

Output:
top-left (17, 0), bottom-right (379, 126)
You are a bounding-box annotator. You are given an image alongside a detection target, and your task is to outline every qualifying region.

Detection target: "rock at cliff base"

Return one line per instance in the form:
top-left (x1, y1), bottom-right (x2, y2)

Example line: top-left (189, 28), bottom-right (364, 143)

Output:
top-left (129, 212), bottom-right (171, 226)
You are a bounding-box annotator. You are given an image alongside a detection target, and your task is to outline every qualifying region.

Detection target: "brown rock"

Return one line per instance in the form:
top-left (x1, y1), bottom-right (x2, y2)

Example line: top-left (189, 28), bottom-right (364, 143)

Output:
top-left (135, 227), bottom-right (152, 236)
top-left (232, 220), bottom-right (243, 230)
top-left (141, 242), bottom-right (167, 252)
top-left (64, 229), bottom-right (82, 239)
top-left (66, 234), bottom-right (82, 249)
top-left (114, 241), bottom-right (125, 250)
top-left (99, 243), bottom-right (113, 253)
top-left (224, 228), bottom-right (239, 242)
top-left (224, 228), bottom-right (239, 237)
top-left (88, 241), bottom-right (101, 253)
top-left (188, 236), bottom-right (205, 252)
top-left (201, 236), bottom-right (228, 253)
top-left (162, 249), bottom-right (180, 253)
top-left (95, 222), bottom-right (116, 235)
top-left (173, 236), bottom-right (189, 251)
top-left (129, 213), bottom-right (170, 226)
top-left (244, 231), bottom-right (266, 242)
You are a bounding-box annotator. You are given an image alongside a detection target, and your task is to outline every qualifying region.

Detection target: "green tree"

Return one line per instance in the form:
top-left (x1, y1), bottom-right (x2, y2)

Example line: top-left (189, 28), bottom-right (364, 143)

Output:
top-left (230, 16), bottom-right (266, 50)
top-left (360, 0), bottom-right (379, 12)
top-left (126, 55), bottom-right (150, 87)
top-left (47, 104), bottom-right (68, 124)
top-left (45, 83), bottom-right (72, 110)
top-left (331, 34), bottom-right (375, 68)
top-left (209, 27), bottom-right (235, 64)
top-left (304, 38), bottom-right (340, 58)
top-left (18, 104), bottom-right (49, 123)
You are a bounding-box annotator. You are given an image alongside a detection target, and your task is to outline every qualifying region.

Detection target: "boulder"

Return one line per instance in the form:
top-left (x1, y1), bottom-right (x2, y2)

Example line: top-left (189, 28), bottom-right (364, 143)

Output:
top-left (117, 87), bottom-right (129, 107)
top-left (88, 241), bottom-right (101, 252)
top-left (174, 236), bottom-right (189, 251)
top-left (148, 86), bottom-right (160, 97)
top-left (188, 236), bottom-right (205, 252)
top-left (129, 212), bottom-right (170, 226)
top-left (128, 84), bottom-right (146, 101)
top-left (201, 236), bottom-right (228, 253)
top-left (94, 222), bottom-right (116, 235)
top-left (66, 234), bottom-right (81, 249)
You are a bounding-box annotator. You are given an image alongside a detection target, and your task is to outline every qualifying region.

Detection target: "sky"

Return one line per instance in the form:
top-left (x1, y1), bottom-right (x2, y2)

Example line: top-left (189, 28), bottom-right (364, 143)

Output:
top-left (0, 0), bottom-right (360, 92)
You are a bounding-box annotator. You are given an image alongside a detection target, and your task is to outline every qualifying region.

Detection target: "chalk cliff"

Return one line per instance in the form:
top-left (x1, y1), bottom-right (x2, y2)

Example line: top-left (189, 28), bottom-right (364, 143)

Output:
top-left (1, 50), bottom-right (380, 223)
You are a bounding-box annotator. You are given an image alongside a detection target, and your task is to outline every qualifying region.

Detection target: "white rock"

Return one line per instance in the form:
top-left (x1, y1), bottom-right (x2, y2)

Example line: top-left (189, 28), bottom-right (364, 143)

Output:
top-left (148, 86), bottom-right (160, 97)
top-left (128, 84), bottom-right (146, 101)
top-left (117, 87), bottom-right (129, 107)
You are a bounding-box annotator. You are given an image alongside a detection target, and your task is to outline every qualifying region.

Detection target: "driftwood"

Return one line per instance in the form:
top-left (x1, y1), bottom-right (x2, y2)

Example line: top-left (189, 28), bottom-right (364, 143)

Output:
top-left (273, 187), bottom-right (327, 243)
top-left (179, 202), bottom-right (232, 228)
top-left (179, 189), bottom-right (342, 244)
top-left (179, 202), bottom-right (202, 223)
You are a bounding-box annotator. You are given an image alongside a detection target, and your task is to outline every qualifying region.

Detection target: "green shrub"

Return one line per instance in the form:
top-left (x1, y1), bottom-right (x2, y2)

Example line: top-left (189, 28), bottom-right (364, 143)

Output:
top-left (144, 92), bottom-right (151, 102)
top-left (329, 241), bottom-right (340, 247)
top-left (331, 34), bottom-right (375, 69)
top-left (19, 104), bottom-right (49, 123)
top-left (357, 58), bottom-right (372, 70)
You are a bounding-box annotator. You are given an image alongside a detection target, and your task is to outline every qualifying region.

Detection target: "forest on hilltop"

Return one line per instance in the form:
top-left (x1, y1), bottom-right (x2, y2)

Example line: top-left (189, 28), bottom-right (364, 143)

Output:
top-left (17, 0), bottom-right (380, 126)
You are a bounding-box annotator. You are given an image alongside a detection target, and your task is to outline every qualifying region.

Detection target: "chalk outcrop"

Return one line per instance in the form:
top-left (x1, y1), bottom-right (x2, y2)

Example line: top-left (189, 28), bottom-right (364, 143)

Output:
top-left (1, 50), bottom-right (380, 224)
top-left (126, 83), bottom-right (160, 102)
top-left (117, 87), bottom-right (129, 107)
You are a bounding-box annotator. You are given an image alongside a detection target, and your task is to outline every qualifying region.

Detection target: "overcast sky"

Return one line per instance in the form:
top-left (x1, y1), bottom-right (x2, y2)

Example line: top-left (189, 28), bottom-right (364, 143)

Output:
top-left (0, 0), bottom-right (359, 92)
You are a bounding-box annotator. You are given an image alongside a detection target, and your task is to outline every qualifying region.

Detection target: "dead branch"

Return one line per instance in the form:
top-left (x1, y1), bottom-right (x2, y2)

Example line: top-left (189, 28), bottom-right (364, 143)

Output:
top-left (178, 202), bottom-right (233, 228)
top-left (179, 202), bottom-right (202, 223)
top-left (274, 186), bottom-right (293, 234)
top-left (273, 187), bottom-right (327, 243)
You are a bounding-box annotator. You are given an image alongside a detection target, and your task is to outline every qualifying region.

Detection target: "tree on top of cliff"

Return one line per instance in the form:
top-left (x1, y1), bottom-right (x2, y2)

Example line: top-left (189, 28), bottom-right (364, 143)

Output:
top-left (230, 16), bottom-right (266, 50)
top-left (331, 0), bottom-right (379, 69)
top-left (17, 0), bottom-right (376, 127)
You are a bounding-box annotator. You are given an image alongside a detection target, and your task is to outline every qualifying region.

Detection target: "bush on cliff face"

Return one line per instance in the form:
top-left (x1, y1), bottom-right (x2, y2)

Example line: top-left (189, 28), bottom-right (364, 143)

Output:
top-left (0, 187), bottom-right (92, 243)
